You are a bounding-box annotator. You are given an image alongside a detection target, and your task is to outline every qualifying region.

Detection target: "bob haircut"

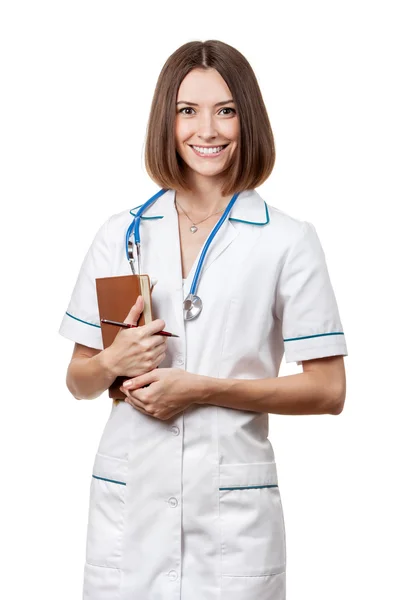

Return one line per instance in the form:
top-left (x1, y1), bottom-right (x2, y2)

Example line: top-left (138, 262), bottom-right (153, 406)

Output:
top-left (144, 40), bottom-right (275, 196)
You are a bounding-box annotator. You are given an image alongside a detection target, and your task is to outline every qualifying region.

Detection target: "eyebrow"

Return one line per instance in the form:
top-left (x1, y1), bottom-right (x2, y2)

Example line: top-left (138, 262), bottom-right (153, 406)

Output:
top-left (176, 99), bottom-right (235, 107)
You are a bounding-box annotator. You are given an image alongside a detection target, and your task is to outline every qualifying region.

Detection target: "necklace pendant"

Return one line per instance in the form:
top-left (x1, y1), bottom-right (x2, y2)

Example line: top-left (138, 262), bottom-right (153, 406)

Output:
top-left (190, 225), bottom-right (198, 233)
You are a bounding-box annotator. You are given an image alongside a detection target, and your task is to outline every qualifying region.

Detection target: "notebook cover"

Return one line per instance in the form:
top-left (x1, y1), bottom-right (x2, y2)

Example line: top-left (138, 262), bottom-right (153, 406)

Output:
top-left (95, 274), bottom-right (153, 401)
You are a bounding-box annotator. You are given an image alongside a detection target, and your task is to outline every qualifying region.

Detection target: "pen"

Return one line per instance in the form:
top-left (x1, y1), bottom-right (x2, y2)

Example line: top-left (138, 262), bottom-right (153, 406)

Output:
top-left (101, 318), bottom-right (179, 338)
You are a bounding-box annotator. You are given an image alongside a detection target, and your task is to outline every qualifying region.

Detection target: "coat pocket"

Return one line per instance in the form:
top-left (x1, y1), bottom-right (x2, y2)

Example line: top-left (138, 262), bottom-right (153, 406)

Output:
top-left (83, 562), bottom-right (121, 600)
top-left (219, 462), bottom-right (286, 577)
top-left (85, 453), bottom-right (128, 569)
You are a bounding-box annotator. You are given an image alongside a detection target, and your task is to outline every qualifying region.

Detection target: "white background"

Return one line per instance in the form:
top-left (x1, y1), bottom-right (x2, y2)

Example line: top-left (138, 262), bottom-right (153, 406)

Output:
top-left (1, 1), bottom-right (398, 598)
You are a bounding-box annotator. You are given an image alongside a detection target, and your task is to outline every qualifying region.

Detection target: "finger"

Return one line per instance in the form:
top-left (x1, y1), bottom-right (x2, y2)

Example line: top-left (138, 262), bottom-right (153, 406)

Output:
top-left (128, 386), bottom-right (148, 403)
top-left (147, 336), bottom-right (167, 351)
top-left (124, 394), bottom-right (148, 414)
top-left (125, 388), bottom-right (152, 411)
top-left (143, 318), bottom-right (166, 336)
top-left (123, 296), bottom-right (144, 326)
top-left (154, 345), bottom-right (167, 363)
top-left (145, 344), bottom-right (165, 366)
top-left (122, 369), bottom-right (159, 390)
top-left (152, 347), bottom-right (167, 368)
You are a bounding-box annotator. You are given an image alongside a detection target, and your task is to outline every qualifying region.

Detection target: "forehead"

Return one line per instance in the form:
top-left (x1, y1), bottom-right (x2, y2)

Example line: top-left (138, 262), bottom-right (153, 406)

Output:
top-left (177, 68), bottom-right (232, 103)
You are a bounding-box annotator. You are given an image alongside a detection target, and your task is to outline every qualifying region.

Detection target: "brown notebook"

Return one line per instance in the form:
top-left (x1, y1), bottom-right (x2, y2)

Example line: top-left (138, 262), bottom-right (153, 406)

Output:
top-left (95, 274), bottom-right (154, 401)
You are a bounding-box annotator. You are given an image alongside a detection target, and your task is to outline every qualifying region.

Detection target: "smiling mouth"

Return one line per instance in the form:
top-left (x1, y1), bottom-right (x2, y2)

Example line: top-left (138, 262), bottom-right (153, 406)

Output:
top-left (189, 144), bottom-right (229, 157)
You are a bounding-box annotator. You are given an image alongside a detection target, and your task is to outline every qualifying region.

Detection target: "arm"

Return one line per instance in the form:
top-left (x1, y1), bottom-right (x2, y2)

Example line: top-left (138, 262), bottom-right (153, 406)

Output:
top-left (66, 343), bottom-right (118, 401)
top-left (65, 302), bottom-right (168, 401)
top-left (196, 355), bottom-right (346, 416)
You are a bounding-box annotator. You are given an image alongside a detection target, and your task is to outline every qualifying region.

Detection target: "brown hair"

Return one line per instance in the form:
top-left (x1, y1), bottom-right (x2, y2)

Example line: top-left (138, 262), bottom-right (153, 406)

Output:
top-left (144, 40), bottom-right (275, 196)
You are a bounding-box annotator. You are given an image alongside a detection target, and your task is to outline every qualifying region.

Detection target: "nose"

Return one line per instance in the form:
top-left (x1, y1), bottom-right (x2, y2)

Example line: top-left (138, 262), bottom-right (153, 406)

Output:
top-left (196, 111), bottom-right (218, 141)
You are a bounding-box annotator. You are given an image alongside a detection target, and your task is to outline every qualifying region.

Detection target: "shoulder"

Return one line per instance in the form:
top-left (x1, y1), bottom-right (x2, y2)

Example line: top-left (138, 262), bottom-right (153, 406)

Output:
top-left (260, 195), bottom-right (314, 255)
top-left (267, 203), bottom-right (308, 235)
top-left (262, 200), bottom-right (326, 269)
top-left (106, 207), bottom-right (136, 235)
top-left (93, 207), bottom-right (136, 250)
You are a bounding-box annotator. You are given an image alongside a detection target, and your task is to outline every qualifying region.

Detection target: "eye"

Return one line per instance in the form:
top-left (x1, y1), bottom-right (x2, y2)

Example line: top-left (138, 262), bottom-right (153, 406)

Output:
top-left (177, 107), bottom-right (237, 116)
top-left (178, 107), bottom-right (195, 115)
top-left (219, 107), bottom-right (236, 115)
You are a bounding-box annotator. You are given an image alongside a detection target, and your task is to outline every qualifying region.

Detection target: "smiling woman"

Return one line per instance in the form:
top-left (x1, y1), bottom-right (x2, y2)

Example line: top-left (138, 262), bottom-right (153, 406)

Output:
top-left (59, 38), bottom-right (348, 600)
top-left (144, 41), bottom-right (275, 200)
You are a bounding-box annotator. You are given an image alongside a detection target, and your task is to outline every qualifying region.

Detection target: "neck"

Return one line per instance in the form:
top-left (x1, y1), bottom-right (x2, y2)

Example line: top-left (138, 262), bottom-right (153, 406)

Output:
top-left (176, 172), bottom-right (232, 215)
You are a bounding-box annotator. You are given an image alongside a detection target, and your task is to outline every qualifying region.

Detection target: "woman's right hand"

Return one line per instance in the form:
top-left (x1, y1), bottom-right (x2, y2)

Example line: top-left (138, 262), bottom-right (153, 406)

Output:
top-left (105, 296), bottom-right (168, 378)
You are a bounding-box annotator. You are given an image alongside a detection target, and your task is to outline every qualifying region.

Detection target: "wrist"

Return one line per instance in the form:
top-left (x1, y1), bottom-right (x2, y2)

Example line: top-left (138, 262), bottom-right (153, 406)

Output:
top-left (98, 346), bottom-right (119, 378)
top-left (193, 374), bottom-right (220, 405)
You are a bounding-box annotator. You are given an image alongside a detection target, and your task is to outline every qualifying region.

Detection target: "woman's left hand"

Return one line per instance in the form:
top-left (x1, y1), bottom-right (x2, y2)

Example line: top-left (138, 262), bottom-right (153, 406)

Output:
top-left (119, 368), bottom-right (203, 421)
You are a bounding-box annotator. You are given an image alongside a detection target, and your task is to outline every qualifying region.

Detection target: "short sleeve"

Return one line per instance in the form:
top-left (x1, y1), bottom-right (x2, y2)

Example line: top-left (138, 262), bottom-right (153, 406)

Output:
top-left (275, 220), bottom-right (348, 364)
top-left (58, 217), bottom-right (112, 350)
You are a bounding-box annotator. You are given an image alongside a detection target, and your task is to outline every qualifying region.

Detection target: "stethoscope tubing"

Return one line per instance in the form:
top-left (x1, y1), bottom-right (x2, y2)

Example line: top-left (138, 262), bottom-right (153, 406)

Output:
top-left (189, 192), bottom-right (239, 294)
top-left (125, 188), bottom-right (240, 298)
top-left (125, 188), bottom-right (168, 260)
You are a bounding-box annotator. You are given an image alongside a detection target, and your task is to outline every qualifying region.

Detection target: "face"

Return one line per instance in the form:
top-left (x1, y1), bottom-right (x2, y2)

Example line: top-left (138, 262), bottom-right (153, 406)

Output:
top-left (175, 68), bottom-right (239, 182)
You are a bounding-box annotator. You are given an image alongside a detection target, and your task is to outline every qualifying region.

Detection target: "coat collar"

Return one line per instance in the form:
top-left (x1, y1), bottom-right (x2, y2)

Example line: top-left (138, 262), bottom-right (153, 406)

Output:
top-left (129, 189), bottom-right (269, 335)
top-left (129, 188), bottom-right (270, 226)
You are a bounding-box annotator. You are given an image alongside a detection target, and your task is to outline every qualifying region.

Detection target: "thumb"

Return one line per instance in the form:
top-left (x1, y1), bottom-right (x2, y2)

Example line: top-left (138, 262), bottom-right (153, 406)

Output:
top-left (124, 295), bottom-right (144, 326)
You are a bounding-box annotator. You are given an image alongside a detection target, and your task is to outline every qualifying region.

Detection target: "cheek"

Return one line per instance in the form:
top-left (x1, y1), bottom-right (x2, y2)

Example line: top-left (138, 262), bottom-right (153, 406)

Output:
top-left (175, 118), bottom-right (193, 143)
top-left (222, 118), bottom-right (239, 142)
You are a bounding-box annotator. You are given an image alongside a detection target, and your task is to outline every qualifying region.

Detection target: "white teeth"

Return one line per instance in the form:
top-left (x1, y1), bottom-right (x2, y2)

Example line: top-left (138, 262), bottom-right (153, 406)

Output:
top-left (192, 145), bottom-right (226, 154)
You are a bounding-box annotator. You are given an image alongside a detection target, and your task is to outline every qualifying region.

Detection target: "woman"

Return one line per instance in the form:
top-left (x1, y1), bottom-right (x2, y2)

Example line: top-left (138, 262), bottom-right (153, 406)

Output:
top-left (59, 40), bottom-right (347, 600)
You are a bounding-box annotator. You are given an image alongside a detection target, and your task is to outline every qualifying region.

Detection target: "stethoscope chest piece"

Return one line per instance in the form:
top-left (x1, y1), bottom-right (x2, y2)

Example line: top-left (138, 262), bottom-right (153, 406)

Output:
top-left (183, 294), bottom-right (203, 321)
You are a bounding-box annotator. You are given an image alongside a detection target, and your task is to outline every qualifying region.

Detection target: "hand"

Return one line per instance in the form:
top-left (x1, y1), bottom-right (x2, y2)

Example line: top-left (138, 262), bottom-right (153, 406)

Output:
top-left (105, 296), bottom-right (168, 378)
top-left (119, 368), bottom-right (202, 421)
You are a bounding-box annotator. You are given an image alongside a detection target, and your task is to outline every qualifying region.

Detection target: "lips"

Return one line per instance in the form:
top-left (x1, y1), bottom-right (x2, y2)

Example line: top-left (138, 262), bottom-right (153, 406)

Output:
top-left (189, 144), bottom-right (229, 149)
top-left (189, 144), bottom-right (229, 158)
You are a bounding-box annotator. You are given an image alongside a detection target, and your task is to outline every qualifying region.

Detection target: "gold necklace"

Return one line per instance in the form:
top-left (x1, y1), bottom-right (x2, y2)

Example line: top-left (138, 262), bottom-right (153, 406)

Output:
top-left (175, 199), bottom-right (225, 233)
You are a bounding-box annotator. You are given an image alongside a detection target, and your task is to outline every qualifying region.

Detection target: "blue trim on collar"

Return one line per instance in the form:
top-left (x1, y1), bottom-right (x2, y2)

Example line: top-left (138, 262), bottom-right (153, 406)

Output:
top-left (129, 201), bottom-right (270, 225)
top-left (229, 201), bottom-right (270, 225)
top-left (129, 204), bottom-right (164, 220)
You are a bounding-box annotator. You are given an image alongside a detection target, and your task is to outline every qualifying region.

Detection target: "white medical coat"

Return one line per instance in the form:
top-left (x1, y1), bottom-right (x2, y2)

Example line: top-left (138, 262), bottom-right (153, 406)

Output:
top-left (59, 188), bottom-right (348, 600)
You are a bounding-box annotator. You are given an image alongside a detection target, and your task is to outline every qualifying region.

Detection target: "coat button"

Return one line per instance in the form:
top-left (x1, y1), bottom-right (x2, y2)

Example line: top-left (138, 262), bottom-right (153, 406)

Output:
top-left (175, 356), bottom-right (184, 366)
top-left (168, 570), bottom-right (178, 581)
top-left (170, 425), bottom-right (180, 435)
top-left (168, 497), bottom-right (178, 507)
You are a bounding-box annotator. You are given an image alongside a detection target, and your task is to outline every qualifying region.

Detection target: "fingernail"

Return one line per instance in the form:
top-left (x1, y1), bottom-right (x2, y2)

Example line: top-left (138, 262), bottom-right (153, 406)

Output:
top-left (123, 381), bottom-right (131, 387)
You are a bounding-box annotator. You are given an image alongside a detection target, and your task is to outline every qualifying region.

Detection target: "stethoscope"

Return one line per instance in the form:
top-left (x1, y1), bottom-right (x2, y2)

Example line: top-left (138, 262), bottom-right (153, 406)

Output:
top-left (125, 188), bottom-right (240, 321)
